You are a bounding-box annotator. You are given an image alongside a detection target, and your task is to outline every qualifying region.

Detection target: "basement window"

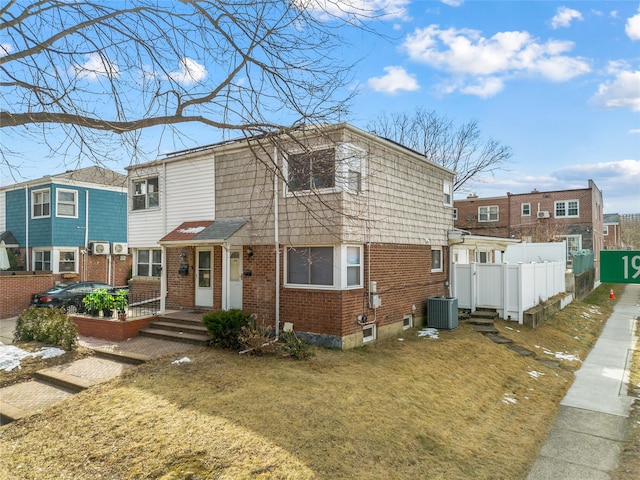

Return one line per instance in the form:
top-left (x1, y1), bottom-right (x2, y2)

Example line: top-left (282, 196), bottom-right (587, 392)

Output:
top-left (403, 315), bottom-right (413, 330)
top-left (362, 324), bottom-right (376, 344)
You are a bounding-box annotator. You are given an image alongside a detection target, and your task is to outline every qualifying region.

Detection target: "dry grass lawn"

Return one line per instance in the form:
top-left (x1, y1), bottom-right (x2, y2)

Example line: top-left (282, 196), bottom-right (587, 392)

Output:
top-left (0, 284), bottom-right (627, 479)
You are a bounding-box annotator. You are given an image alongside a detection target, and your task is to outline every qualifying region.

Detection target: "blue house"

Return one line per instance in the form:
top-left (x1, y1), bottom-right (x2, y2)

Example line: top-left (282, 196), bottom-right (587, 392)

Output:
top-left (0, 166), bottom-right (129, 284)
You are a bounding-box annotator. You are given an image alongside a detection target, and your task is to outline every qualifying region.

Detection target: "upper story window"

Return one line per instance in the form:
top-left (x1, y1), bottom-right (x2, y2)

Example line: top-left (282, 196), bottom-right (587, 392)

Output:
top-left (443, 181), bottom-right (452, 206)
top-left (288, 148), bottom-right (335, 192)
top-left (555, 200), bottom-right (579, 218)
top-left (521, 203), bottom-right (531, 216)
top-left (136, 248), bottom-right (162, 277)
top-left (32, 189), bottom-right (51, 218)
top-left (56, 189), bottom-right (78, 218)
top-left (133, 177), bottom-right (159, 210)
top-left (478, 205), bottom-right (499, 222)
top-left (603, 225), bottom-right (609, 236)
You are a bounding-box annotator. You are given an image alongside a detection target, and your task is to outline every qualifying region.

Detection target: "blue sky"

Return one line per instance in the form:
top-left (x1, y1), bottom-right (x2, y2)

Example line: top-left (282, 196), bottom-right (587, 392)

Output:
top-left (1, 0), bottom-right (639, 214)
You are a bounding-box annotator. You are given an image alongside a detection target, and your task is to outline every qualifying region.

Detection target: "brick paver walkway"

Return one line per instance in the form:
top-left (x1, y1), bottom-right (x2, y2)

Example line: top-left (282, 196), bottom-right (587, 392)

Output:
top-left (1, 335), bottom-right (202, 425)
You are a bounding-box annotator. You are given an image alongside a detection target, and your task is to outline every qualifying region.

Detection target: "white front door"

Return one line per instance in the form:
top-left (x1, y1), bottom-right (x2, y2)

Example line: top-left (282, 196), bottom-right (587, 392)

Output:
top-left (195, 248), bottom-right (213, 307)
top-left (228, 247), bottom-right (243, 310)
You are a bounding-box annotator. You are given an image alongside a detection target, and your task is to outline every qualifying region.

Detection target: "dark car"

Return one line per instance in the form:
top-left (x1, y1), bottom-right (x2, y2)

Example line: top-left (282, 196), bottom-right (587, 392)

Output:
top-left (31, 282), bottom-right (114, 314)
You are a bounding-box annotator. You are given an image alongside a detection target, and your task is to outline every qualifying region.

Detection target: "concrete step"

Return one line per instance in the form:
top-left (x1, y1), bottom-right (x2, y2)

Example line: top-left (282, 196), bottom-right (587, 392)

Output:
top-left (467, 317), bottom-right (496, 326)
top-left (138, 327), bottom-right (209, 346)
top-left (33, 370), bottom-right (94, 393)
top-left (0, 400), bottom-right (27, 425)
top-left (149, 320), bottom-right (208, 336)
top-left (93, 349), bottom-right (151, 365)
top-left (470, 310), bottom-right (499, 320)
top-left (485, 334), bottom-right (513, 345)
top-left (473, 325), bottom-right (499, 335)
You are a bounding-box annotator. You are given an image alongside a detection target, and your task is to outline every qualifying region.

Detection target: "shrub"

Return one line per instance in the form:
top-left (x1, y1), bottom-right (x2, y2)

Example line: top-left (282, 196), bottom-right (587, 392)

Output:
top-left (14, 306), bottom-right (78, 351)
top-left (202, 309), bottom-right (252, 349)
top-left (238, 315), bottom-right (278, 355)
top-left (279, 330), bottom-right (313, 360)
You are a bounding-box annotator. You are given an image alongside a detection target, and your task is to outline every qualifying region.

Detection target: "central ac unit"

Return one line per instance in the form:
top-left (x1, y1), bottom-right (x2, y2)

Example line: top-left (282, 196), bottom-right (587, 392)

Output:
top-left (112, 242), bottom-right (128, 255)
top-left (90, 241), bottom-right (110, 255)
top-left (537, 211), bottom-right (550, 219)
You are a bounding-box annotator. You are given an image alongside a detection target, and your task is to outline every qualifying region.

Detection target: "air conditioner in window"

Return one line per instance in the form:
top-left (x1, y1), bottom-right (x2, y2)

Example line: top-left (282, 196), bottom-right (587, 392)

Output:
top-left (112, 242), bottom-right (128, 255)
top-left (537, 211), bottom-right (550, 219)
top-left (90, 241), bottom-right (110, 255)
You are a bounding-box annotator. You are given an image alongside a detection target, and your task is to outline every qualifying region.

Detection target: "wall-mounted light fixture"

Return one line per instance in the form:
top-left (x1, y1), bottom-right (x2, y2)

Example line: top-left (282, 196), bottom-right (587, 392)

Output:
top-left (179, 250), bottom-right (187, 260)
top-left (247, 248), bottom-right (254, 258)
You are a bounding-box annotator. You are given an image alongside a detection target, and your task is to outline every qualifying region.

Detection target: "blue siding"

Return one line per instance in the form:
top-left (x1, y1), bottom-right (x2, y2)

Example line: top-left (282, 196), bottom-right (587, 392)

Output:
top-left (5, 182), bottom-right (127, 248)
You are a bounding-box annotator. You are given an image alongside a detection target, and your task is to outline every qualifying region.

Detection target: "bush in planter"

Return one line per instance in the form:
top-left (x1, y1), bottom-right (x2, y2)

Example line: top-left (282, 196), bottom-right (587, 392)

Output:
top-left (82, 289), bottom-right (114, 316)
top-left (202, 309), bottom-right (252, 349)
top-left (14, 306), bottom-right (78, 351)
top-left (114, 289), bottom-right (128, 313)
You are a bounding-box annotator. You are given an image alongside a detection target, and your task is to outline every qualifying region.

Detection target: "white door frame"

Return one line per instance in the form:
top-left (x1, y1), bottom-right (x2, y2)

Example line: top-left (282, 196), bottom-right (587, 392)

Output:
top-left (195, 247), bottom-right (214, 308)
top-left (228, 246), bottom-right (243, 310)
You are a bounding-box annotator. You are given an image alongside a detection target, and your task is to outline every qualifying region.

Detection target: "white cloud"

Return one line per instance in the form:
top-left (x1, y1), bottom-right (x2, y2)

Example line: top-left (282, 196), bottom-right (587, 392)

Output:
top-left (630, 129), bottom-right (640, 134)
top-left (367, 66), bottom-right (419, 94)
top-left (167, 58), bottom-right (207, 85)
top-left (401, 25), bottom-right (590, 97)
top-left (460, 77), bottom-right (504, 98)
top-left (551, 7), bottom-right (583, 29)
top-left (592, 67), bottom-right (640, 112)
top-left (73, 53), bottom-right (120, 81)
top-left (0, 43), bottom-right (13, 57)
top-left (295, 0), bottom-right (411, 21)
top-left (441, 0), bottom-right (463, 7)
top-left (625, 10), bottom-right (640, 40)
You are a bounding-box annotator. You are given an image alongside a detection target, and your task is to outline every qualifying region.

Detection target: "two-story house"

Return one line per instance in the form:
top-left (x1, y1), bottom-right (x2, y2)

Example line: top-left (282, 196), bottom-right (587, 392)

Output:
top-left (126, 123), bottom-right (455, 348)
top-left (603, 213), bottom-right (623, 250)
top-left (454, 180), bottom-right (604, 267)
top-left (0, 166), bottom-right (130, 285)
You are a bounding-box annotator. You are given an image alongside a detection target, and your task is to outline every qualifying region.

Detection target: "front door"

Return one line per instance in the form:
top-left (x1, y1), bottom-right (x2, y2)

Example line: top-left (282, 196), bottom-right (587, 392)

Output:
top-left (229, 247), bottom-right (243, 309)
top-left (195, 248), bottom-right (213, 307)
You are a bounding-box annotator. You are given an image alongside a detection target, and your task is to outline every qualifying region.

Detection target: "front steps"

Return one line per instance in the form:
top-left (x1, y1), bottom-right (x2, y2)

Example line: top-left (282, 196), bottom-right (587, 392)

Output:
top-left (139, 312), bottom-right (210, 346)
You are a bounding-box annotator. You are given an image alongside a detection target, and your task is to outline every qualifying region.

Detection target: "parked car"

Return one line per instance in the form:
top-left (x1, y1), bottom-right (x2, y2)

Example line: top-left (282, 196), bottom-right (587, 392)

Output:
top-left (30, 282), bottom-right (115, 314)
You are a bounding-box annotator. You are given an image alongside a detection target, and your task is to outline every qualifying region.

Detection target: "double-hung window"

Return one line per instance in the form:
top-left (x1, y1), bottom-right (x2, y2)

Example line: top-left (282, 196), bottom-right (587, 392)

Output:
top-left (521, 203), bottom-right (531, 216)
top-left (431, 247), bottom-right (443, 272)
top-left (555, 200), bottom-right (579, 218)
top-left (443, 181), bottom-right (452, 206)
top-left (32, 189), bottom-right (51, 218)
top-left (34, 250), bottom-right (51, 271)
top-left (56, 189), bottom-right (78, 218)
top-left (478, 205), bottom-right (499, 222)
top-left (133, 178), bottom-right (159, 210)
top-left (287, 247), bottom-right (334, 286)
top-left (137, 249), bottom-right (162, 277)
top-left (288, 148), bottom-right (335, 192)
top-left (58, 250), bottom-right (77, 272)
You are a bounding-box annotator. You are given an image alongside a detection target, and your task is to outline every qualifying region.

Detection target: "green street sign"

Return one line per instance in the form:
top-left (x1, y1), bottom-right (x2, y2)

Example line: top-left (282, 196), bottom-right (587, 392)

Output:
top-left (600, 251), bottom-right (640, 284)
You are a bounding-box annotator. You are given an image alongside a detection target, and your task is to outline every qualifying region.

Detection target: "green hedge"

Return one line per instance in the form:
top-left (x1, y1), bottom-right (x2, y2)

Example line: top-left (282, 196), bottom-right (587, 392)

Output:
top-left (202, 309), bottom-right (252, 350)
top-left (14, 307), bottom-right (78, 351)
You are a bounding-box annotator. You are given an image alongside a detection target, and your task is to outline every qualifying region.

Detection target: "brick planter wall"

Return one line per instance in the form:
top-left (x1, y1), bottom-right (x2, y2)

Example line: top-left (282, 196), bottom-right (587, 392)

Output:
top-left (71, 315), bottom-right (154, 341)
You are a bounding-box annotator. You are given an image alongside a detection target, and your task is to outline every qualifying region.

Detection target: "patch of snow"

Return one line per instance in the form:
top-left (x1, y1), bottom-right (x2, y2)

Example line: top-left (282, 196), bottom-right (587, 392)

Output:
top-left (542, 348), bottom-right (581, 362)
top-left (502, 393), bottom-right (517, 405)
top-left (178, 226), bottom-right (206, 234)
top-left (0, 343), bottom-right (65, 371)
top-left (172, 356), bottom-right (191, 365)
top-left (417, 328), bottom-right (439, 339)
top-left (397, 338), bottom-right (404, 341)
top-left (528, 371), bottom-right (545, 379)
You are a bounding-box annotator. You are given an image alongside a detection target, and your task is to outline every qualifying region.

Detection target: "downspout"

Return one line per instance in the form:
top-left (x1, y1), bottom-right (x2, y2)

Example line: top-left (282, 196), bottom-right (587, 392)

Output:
top-left (84, 190), bottom-right (89, 282)
top-left (160, 162), bottom-right (168, 314)
top-left (274, 146), bottom-right (280, 339)
top-left (222, 242), bottom-right (229, 310)
top-left (24, 187), bottom-right (30, 270)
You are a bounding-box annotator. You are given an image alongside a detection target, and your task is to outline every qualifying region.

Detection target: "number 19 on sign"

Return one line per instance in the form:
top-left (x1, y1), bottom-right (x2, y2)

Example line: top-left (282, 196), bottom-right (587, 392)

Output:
top-left (600, 251), bottom-right (640, 284)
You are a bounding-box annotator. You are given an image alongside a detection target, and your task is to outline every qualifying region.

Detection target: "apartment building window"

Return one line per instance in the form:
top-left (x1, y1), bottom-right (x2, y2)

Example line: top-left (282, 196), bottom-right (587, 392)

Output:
top-left (136, 249), bottom-right (162, 277)
top-left (34, 250), bottom-right (51, 270)
top-left (288, 148), bottom-right (335, 192)
top-left (603, 225), bottom-right (609, 236)
top-left (56, 189), bottom-right (78, 218)
top-left (521, 203), bottom-right (531, 216)
top-left (133, 178), bottom-right (159, 210)
top-left (431, 247), bottom-right (443, 272)
top-left (555, 200), bottom-right (579, 218)
top-left (32, 189), bottom-right (51, 218)
top-left (443, 181), bottom-right (452, 206)
top-left (478, 205), bottom-right (499, 222)
top-left (58, 249), bottom-right (77, 272)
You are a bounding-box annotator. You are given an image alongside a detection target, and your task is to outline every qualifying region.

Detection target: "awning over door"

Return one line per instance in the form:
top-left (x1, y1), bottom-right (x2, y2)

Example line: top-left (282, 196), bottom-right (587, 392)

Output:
top-left (159, 218), bottom-right (249, 245)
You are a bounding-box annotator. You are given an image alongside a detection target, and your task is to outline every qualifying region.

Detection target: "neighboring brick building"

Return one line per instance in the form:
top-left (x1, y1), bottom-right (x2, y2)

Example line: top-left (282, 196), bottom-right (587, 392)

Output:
top-left (454, 180), bottom-right (604, 267)
top-left (127, 124), bottom-right (455, 349)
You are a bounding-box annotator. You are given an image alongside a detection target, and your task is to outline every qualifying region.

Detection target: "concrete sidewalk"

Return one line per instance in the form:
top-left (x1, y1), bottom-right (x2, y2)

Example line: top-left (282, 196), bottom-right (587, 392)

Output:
top-left (527, 284), bottom-right (639, 479)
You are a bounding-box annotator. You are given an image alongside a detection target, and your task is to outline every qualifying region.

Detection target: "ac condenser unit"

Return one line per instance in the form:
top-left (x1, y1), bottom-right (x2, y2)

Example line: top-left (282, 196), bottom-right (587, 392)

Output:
top-left (427, 297), bottom-right (459, 330)
top-left (90, 242), bottom-right (110, 255)
top-left (537, 211), bottom-right (550, 219)
top-left (112, 242), bottom-right (128, 255)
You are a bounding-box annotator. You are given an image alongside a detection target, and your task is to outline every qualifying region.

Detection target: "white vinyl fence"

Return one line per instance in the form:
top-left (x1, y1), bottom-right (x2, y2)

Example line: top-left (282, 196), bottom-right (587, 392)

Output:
top-left (450, 261), bottom-right (566, 324)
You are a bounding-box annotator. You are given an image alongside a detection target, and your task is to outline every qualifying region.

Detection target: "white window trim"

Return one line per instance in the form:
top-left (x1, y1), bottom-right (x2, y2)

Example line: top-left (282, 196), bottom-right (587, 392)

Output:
top-left (554, 200), bottom-right (580, 218)
top-left (362, 323), bottom-right (376, 344)
top-left (31, 188), bottom-right (51, 219)
top-left (283, 143), bottom-right (366, 197)
top-left (284, 244), bottom-right (364, 290)
top-left (56, 188), bottom-right (78, 219)
top-left (135, 248), bottom-right (162, 277)
top-left (131, 177), bottom-right (160, 212)
top-left (478, 205), bottom-right (499, 222)
top-left (431, 246), bottom-right (443, 273)
top-left (443, 181), bottom-right (453, 207)
top-left (521, 203), bottom-right (531, 216)
top-left (33, 248), bottom-right (52, 271)
top-left (403, 314), bottom-right (413, 331)
top-left (603, 225), bottom-right (609, 236)
top-left (56, 247), bottom-right (79, 273)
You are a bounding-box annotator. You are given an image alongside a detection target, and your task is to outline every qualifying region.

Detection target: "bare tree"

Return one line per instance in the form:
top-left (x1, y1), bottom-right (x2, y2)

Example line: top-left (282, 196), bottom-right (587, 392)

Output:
top-left (366, 108), bottom-right (512, 192)
top-left (0, 0), bottom-right (365, 176)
